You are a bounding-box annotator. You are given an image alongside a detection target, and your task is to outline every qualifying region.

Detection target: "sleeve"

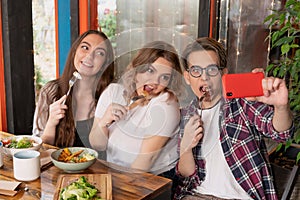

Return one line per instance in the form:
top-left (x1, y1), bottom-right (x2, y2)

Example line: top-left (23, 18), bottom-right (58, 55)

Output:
top-left (95, 83), bottom-right (126, 118)
top-left (174, 109), bottom-right (202, 199)
top-left (244, 99), bottom-right (294, 142)
top-left (32, 83), bottom-right (56, 136)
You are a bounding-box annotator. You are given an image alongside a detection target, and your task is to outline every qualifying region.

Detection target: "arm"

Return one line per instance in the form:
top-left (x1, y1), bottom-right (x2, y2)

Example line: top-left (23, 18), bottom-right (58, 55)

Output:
top-left (131, 135), bottom-right (169, 171)
top-left (177, 115), bottom-right (203, 177)
top-left (259, 77), bottom-right (293, 132)
top-left (250, 68), bottom-right (293, 132)
top-left (89, 102), bottom-right (128, 151)
top-left (89, 117), bottom-right (110, 151)
top-left (32, 84), bottom-right (67, 145)
top-left (131, 94), bottom-right (180, 172)
top-left (41, 95), bottom-right (67, 145)
top-left (89, 84), bottom-right (128, 151)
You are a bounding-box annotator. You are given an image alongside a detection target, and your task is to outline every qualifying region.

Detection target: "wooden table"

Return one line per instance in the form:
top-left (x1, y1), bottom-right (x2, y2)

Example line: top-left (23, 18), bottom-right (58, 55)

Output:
top-left (0, 131), bottom-right (172, 200)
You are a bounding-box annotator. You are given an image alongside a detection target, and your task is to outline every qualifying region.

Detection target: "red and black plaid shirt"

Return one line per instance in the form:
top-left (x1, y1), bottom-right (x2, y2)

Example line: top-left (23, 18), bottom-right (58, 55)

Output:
top-left (174, 98), bottom-right (293, 200)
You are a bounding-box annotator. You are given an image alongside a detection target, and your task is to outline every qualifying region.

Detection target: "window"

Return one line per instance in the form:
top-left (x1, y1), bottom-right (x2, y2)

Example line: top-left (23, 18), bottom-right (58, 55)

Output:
top-left (32, 0), bottom-right (56, 99)
top-left (98, 0), bottom-right (199, 79)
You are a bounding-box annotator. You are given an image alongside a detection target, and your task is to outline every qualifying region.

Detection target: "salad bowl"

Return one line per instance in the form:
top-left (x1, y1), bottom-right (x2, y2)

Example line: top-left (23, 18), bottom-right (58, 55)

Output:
top-left (1, 135), bottom-right (43, 157)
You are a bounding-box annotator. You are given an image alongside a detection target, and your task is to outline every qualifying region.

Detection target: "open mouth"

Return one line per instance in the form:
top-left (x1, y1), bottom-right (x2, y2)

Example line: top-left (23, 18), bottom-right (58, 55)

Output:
top-left (143, 85), bottom-right (154, 94)
top-left (199, 86), bottom-right (209, 93)
top-left (81, 61), bottom-right (93, 68)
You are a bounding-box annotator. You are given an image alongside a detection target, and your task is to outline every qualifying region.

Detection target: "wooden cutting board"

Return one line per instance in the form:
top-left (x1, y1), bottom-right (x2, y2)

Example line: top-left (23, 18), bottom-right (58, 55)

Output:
top-left (53, 174), bottom-right (112, 200)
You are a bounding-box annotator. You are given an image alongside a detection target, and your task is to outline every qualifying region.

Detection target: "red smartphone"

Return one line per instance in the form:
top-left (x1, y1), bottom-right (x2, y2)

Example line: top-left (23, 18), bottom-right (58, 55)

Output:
top-left (222, 72), bottom-right (264, 99)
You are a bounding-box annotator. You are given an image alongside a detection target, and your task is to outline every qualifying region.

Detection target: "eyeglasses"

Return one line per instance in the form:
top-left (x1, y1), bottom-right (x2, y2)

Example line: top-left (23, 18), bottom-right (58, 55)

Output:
top-left (186, 64), bottom-right (220, 78)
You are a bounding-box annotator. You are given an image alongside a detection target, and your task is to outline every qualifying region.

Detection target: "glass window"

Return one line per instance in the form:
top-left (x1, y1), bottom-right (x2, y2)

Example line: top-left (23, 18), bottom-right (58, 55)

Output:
top-left (98, 0), bottom-right (199, 79)
top-left (32, 0), bottom-right (56, 99)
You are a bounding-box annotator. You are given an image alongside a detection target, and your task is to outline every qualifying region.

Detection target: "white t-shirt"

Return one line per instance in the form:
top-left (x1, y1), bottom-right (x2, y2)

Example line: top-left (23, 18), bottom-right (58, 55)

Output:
top-left (195, 102), bottom-right (251, 199)
top-left (95, 83), bottom-right (180, 174)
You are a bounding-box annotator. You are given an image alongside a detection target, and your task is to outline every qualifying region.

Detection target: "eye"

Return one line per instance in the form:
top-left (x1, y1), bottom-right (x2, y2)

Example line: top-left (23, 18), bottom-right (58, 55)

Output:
top-left (94, 49), bottom-right (106, 57)
top-left (160, 75), bottom-right (171, 82)
top-left (192, 67), bottom-right (200, 73)
top-left (80, 45), bottom-right (89, 51)
top-left (146, 66), bottom-right (154, 73)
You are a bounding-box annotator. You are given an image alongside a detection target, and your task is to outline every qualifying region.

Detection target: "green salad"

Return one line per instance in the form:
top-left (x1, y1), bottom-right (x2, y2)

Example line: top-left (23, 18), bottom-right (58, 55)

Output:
top-left (60, 176), bottom-right (102, 200)
top-left (4, 137), bottom-right (34, 148)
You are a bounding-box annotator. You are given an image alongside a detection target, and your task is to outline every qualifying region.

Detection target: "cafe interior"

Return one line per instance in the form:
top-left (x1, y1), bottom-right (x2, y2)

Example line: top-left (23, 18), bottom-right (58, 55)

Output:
top-left (0, 0), bottom-right (299, 199)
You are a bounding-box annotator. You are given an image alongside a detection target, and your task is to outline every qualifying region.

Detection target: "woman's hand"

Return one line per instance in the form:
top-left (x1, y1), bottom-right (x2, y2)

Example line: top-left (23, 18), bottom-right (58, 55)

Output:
top-left (180, 115), bottom-right (203, 154)
top-left (47, 95), bottom-right (67, 127)
top-left (101, 103), bottom-right (128, 127)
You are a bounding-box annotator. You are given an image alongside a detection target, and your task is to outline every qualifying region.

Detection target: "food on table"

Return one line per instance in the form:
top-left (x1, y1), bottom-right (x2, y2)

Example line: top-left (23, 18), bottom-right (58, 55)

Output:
top-left (59, 176), bottom-right (101, 200)
top-left (58, 148), bottom-right (96, 163)
top-left (1, 137), bottom-right (36, 149)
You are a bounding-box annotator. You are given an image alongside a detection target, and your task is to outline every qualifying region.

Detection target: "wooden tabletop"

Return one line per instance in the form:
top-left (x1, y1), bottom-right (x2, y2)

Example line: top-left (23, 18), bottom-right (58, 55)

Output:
top-left (0, 131), bottom-right (172, 200)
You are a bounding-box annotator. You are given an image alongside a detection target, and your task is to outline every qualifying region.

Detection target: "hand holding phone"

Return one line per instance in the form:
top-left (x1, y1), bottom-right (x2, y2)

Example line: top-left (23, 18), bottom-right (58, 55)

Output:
top-left (222, 72), bottom-right (264, 99)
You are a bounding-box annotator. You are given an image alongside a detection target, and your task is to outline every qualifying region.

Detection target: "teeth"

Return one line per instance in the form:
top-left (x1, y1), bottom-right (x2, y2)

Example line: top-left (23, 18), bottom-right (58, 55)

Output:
top-left (82, 61), bottom-right (92, 67)
top-left (200, 86), bottom-right (209, 93)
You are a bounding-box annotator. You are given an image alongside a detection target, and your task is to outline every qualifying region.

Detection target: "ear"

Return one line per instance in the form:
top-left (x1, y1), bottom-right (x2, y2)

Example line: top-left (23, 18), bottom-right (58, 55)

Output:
top-left (221, 68), bottom-right (228, 75)
top-left (183, 71), bottom-right (191, 85)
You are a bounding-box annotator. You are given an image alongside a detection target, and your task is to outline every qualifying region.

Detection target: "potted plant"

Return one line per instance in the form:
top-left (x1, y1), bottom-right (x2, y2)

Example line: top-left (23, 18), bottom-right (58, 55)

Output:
top-left (264, 1), bottom-right (300, 198)
top-left (264, 0), bottom-right (300, 161)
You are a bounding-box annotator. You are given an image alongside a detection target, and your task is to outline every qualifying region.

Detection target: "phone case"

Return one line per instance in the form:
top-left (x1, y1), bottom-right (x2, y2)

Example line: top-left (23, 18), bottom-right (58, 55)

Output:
top-left (222, 72), bottom-right (264, 99)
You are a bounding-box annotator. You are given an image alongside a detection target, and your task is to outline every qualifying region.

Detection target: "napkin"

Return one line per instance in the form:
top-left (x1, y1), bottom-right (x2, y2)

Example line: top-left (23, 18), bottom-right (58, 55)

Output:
top-left (0, 180), bottom-right (21, 196)
top-left (40, 149), bottom-right (56, 171)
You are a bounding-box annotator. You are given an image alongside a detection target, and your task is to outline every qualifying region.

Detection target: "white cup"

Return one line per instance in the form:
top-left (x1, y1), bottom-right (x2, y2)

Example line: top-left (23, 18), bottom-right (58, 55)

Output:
top-left (0, 142), bottom-right (3, 167)
top-left (13, 150), bottom-right (40, 181)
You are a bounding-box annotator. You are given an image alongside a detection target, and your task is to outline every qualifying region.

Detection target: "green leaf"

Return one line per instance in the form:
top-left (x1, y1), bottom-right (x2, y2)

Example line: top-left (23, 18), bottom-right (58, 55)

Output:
top-left (285, 140), bottom-right (292, 151)
top-left (297, 152), bottom-right (300, 164)
top-left (276, 143), bottom-right (283, 152)
top-left (264, 14), bottom-right (275, 23)
top-left (281, 44), bottom-right (290, 54)
top-left (286, 0), bottom-right (296, 8)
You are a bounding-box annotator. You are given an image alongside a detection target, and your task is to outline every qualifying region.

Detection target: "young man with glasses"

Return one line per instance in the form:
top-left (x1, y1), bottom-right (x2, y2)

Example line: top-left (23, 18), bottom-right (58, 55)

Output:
top-left (174, 37), bottom-right (294, 200)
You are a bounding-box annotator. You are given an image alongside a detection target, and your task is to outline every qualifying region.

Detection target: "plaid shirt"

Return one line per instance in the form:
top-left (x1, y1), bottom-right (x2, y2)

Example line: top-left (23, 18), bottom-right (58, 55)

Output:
top-left (174, 98), bottom-right (293, 200)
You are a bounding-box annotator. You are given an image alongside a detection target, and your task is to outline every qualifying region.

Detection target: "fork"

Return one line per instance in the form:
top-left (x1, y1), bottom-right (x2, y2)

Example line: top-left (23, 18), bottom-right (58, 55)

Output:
top-left (62, 71), bottom-right (82, 104)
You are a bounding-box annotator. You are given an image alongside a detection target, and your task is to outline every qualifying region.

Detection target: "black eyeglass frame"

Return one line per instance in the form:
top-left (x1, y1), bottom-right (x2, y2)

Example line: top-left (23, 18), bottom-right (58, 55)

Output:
top-left (186, 64), bottom-right (220, 78)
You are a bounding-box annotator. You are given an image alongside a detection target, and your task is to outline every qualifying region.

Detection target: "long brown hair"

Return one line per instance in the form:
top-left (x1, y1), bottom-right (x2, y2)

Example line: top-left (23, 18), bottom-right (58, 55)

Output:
top-left (36, 30), bottom-right (114, 147)
top-left (121, 41), bottom-right (182, 103)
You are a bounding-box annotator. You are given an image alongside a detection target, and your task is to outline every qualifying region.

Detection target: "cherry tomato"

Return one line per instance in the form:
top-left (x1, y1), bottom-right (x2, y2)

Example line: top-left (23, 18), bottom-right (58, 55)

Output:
top-left (1, 139), bottom-right (11, 146)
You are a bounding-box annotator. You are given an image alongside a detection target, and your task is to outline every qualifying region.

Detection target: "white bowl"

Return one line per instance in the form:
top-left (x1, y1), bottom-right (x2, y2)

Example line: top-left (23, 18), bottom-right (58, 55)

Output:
top-left (1, 135), bottom-right (43, 157)
top-left (51, 147), bottom-right (98, 173)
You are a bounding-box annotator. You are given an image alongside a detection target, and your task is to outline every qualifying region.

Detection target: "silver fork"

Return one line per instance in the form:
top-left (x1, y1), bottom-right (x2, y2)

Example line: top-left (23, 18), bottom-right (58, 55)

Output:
top-left (198, 86), bottom-right (208, 117)
top-left (62, 71), bottom-right (82, 104)
top-left (198, 93), bottom-right (206, 117)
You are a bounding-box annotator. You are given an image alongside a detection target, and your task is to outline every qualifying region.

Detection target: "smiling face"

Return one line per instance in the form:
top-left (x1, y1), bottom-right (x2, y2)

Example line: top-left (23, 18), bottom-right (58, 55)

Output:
top-left (184, 50), bottom-right (227, 107)
top-left (135, 57), bottom-right (173, 96)
top-left (74, 34), bottom-right (107, 77)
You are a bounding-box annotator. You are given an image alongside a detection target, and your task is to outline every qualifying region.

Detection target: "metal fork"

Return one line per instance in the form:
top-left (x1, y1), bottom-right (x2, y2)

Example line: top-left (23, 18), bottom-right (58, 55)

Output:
top-left (62, 71), bottom-right (82, 104)
top-left (198, 94), bottom-right (205, 117)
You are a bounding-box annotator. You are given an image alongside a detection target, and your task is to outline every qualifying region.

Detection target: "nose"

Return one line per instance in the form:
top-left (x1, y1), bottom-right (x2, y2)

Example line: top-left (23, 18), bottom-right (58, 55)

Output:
top-left (153, 75), bottom-right (160, 84)
top-left (86, 51), bottom-right (94, 59)
top-left (201, 71), bottom-right (209, 81)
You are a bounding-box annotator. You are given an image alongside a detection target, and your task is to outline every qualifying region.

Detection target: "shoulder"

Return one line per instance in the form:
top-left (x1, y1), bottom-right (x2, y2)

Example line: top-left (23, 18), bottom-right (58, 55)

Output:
top-left (105, 83), bottom-right (125, 93)
top-left (101, 83), bottom-right (125, 97)
top-left (152, 92), bottom-right (179, 107)
top-left (37, 80), bottom-right (59, 102)
top-left (99, 83), bottom-right (126, 104)
top-left (180, 98), bottom-right (198, 116)
top-left (39, 80), bottom-right (58, 94)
